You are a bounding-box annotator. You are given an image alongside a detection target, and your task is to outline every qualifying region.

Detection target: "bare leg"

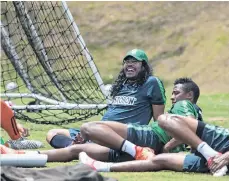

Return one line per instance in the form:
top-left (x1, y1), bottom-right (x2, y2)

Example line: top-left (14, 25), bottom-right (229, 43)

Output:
top-left (1, 143), bottom-right (111, 162)
top-left (157, 114), bottom-right (228, 176)
top-left (79, 151), bottom-right (186, 172)
top-left (158, 114), bottom-right (202, 148)
top-left (80, 121), bottom-right (128, 150)
top-left (41, 143), bottom-right (110, 162)
top-left (111, 153), bottom-right (185, 172)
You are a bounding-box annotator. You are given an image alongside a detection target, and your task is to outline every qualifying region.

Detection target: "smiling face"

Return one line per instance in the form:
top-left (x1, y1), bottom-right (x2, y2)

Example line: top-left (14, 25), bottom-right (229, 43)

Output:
top-left (171, 84), bottom-right (193, 104)
top-left (123, 57), bottom-right (143, 79)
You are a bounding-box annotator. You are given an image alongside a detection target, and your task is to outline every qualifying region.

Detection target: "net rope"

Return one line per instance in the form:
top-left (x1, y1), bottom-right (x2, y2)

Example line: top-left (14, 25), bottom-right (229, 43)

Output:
top-left (1, 1), bottom-right (107, 125)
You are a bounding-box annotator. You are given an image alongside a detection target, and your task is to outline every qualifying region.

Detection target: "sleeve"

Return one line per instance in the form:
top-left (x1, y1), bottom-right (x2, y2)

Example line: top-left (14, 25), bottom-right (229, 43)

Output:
top-left (146, 77), bottom-right (166, 105)
top-left (193, 104), bottom-right (204, 122)
top-left (171, 100), bottom-right (197, 118)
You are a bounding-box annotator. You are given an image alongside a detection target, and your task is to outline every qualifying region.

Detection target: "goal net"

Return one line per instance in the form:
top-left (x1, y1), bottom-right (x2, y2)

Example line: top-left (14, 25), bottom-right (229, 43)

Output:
top-left (1, 1), bottom-right (108, 124)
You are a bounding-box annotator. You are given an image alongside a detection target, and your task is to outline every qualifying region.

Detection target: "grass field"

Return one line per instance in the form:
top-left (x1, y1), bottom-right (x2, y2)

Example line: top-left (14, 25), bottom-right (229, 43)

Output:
top-left (1, 2), bottom-right (229, 180)
top-left (1, 92), bottom-right (229, 180)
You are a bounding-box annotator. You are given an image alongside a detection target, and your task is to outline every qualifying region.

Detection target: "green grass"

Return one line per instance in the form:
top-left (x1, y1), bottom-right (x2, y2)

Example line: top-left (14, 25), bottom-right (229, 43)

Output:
top-left (102, 172), bottom-right (229, 181)
top-left (1, 93), bottom-right (229, 180)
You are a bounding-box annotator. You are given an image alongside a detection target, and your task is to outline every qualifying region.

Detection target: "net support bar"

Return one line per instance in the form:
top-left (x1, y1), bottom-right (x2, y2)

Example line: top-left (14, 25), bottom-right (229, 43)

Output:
top-left (0, 21), bottom-right (35, 93)
top-left (61, 1), bottom-right (107, 98)
top-left (0, 93), bottom-right (108, 110)
top-left (1, 93), bottom-right (67, 105)
top-left (11, 104), bottom-right (107, 110)
top-left (13, 1), bottom-right (67, 102)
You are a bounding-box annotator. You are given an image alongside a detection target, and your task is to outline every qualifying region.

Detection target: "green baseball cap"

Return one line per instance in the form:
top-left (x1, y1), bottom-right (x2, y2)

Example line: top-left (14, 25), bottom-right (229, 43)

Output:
top-left (123, 49), bottom-right (148, 63)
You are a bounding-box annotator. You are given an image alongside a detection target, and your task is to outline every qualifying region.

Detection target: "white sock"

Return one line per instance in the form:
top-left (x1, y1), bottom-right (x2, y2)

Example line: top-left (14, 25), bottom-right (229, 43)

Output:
top-left (121, 140), bottom-right (136, 157)
top-left (79, 152), bottom-right (113, 172)
top-left (197, 142), bottom-right (218, 160)
top-left (94, 161), bottom-right (113, 172)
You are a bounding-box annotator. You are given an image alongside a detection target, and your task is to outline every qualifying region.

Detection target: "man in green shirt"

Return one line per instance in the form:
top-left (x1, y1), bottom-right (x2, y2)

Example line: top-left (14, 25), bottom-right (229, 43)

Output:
top-left (79, 77), bottom-right (202, 161)
top-left (150, 99), bottom-right (198, 153)
top-left (79, 115), bottom-right (229, 176)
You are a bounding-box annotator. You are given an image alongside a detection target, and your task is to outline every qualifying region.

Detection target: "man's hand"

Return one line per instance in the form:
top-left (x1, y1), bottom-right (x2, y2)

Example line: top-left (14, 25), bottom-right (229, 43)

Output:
top-left (162, 143), bottom-right (171, 153)
top-left (162, 138), bottom-right (183, 153)
top-left (209, 152), bottom-right (229, 173)
top-left (16, 123), bottom-right (30, 137)
top-left (73, 133), bottom-right (85, 144)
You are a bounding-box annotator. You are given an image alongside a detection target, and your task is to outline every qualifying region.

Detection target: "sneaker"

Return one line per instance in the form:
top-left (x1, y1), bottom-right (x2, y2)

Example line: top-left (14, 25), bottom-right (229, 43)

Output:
top-left (134, 146), bottom-right (155, 160)
top-left (5, 137), bottom-right (44, 150)
top-left (213, 166), bottom-right (228, 177)
top-left (0, 144), bottom-right (25, 154)
top-left (79, 152), bottom-right (97, 170)
top-left (207, 153), bottom-right (228, 177)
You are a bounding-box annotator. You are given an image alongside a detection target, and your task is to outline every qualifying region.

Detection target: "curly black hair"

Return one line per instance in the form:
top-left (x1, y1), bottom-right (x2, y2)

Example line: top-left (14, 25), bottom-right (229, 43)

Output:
top-left (174, 77), bottom-right (200, 103)
top-left (110, 61), bottom-right (152, 98)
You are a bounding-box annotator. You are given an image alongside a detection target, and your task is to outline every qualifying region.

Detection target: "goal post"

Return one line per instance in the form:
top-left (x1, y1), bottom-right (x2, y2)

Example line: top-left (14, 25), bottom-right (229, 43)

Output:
top-left (0, 1), bottom-right (109, 124)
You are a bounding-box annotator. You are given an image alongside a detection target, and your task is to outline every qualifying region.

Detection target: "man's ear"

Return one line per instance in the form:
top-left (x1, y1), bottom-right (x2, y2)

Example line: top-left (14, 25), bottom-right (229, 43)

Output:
top-left (187, 91), bottom-right (194, 102)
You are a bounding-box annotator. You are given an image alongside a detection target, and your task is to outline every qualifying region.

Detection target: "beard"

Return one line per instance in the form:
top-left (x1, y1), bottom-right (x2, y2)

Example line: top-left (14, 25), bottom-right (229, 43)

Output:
top-left (125, 67), bottom-right (146, 82)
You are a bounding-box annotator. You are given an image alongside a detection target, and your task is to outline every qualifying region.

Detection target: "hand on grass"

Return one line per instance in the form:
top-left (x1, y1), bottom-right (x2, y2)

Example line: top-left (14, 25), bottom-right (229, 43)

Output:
top-left (162, 144), bottom-right (170, 153)
top-left (16, 123), bottom-right (30, 137)
top-left (73, 133), bottom-right (85, 144)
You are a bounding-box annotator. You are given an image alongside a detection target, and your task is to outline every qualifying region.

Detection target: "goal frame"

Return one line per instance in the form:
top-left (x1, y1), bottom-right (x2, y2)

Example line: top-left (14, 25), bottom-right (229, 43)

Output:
top-left (0, 1), bottom-right (108, 111)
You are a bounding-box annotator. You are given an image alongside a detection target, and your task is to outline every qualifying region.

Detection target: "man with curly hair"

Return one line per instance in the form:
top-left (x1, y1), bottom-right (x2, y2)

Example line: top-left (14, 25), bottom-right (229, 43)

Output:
top-left (43, 49), bottom-right (165, 161)
top-left (45, 49), bottom-right (166, 148)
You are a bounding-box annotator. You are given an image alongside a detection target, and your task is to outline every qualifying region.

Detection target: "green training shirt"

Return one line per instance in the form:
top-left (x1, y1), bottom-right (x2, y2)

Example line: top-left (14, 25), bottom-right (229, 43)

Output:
top-left (150, 100), bottom-right (198, 152)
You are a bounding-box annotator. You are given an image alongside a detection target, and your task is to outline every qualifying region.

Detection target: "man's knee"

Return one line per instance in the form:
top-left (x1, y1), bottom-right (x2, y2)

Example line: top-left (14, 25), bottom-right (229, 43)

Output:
top-left (151, 154), bottom-right (178, 168)
top-left (158, 114), bottom-right (181, 131)
top-left (158, 114), bottom-right (171, 130)
top-left (46, 129), bottom-right (70, 143)
top-left (152, 154), bottom-right (185, 171)
top-left (80, 122), bottom-right (98, 140)
top-left (151, 155), bottom-right (167, 168)
top-left (46, 129), bottom-right (58, 143)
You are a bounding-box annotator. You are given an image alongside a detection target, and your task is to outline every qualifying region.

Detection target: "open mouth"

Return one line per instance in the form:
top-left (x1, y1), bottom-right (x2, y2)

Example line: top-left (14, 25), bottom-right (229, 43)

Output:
top-left (126, 67), bottom-right (136, 73)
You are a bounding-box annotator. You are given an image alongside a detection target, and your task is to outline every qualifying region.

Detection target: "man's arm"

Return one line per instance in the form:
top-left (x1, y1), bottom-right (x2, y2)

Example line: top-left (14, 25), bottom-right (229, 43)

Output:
top-left (162, 115), bottom-right (195, 152)
top-left (162, 138), bottom-right (183, 153)
top-left (152, 104), bottom-right (165, 121)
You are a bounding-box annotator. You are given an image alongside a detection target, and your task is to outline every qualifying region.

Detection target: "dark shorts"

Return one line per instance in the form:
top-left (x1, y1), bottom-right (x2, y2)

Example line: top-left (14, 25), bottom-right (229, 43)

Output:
top-left (127, 123), bottom-right (164, 154)
top-left (108, 150), bottom-right (134, 162)
top-left (183, 124), bottom-right (229, 173)
top-left (108, 123), bottom-right (164, 162)
top-left (70, 124), bottom-right (164, 162)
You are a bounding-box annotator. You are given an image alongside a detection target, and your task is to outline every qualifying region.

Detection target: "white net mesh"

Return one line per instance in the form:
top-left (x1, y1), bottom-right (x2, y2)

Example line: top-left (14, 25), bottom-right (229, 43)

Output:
top-left (1, 1), bottom-right (107, 124)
